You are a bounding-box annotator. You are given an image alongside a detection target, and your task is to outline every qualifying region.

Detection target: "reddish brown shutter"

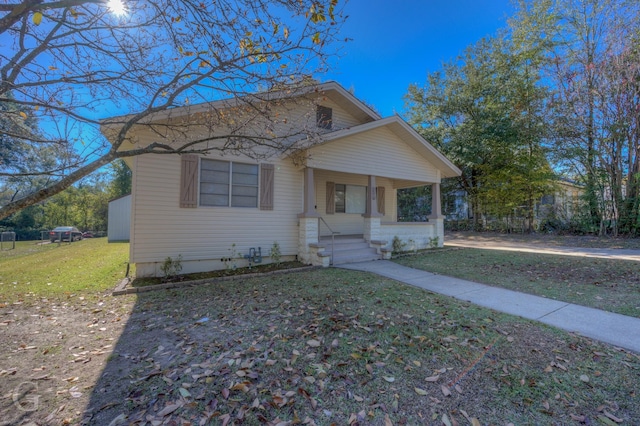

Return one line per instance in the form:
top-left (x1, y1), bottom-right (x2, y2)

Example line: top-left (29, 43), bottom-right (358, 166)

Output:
top-left (377, 186), bottom-right (385, 215)
top-left (326, 181), bottom-right (335, 214)
top-left (180, 154), bottom-right (199, 208)
top-left (260, 163), bottom-right (275, 210)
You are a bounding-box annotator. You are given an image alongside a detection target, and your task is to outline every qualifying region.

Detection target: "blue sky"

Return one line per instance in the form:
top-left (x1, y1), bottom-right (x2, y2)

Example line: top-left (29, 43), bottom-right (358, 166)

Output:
top-left (325, 0), bottom-right (515, 117)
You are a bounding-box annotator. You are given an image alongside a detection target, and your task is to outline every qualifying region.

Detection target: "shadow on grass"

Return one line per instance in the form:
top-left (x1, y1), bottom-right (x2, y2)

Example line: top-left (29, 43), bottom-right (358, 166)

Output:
top-left (75, 268), bottom-right (640, 425)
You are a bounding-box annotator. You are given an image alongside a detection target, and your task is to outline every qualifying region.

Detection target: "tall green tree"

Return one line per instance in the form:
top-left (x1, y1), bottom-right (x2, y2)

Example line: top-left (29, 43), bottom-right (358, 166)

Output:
top-left (406, 35), bottom-right (553, 231)
top-left (511, 0), bottom-right (640, 235)
top-left (108, 159), bottom-right (132, 199)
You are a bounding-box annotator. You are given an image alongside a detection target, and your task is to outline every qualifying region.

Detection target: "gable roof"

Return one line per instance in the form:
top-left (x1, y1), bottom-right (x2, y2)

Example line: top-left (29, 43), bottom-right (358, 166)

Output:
top-left (312, 115), bottom-right (462, 178)
top-left (101, 81), bottom-right (380, 127)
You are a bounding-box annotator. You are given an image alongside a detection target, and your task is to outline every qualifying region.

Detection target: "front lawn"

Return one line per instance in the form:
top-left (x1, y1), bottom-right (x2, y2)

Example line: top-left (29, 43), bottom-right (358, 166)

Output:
top-left (0, 238), bottom-right (129, 303)
top-left (2, 240), bottom-right (639, 424)
top-left (394, 248), bottom-right (640, 318)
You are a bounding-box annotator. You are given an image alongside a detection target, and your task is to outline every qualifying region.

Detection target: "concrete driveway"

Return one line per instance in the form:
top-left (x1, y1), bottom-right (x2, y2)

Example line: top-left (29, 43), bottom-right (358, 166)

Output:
top-left (444, 234), bottom-right (640, 262)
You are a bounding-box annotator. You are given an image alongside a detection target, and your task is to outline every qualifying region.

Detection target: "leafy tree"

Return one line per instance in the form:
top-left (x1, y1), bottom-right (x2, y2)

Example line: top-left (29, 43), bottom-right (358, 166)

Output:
top-left (0, 0), bottom-right (346, 220)
top-left (406, 35), bottom-right (553, 231)
top-left (511, 0), bottom-right (640, 235)
top-left (108, 159), bottom-right (132, 199)
top-left (0, 94), bottom-right (75, 205)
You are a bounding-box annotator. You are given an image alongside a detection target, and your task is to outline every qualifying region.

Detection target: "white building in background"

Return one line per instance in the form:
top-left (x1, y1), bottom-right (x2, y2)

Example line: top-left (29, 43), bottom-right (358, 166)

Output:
top-left (108, 194), bottom-right (131, 242)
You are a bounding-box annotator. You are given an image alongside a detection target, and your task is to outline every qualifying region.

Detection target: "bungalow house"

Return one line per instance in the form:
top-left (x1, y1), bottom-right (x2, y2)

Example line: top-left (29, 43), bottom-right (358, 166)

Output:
top-left (102, 82), bottom-right (461, 277)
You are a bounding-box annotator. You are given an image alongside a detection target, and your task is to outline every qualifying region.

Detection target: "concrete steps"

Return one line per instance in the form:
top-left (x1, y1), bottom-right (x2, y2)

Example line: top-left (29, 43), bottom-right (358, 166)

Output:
top-left (318, 236), bottom-right (380, 265)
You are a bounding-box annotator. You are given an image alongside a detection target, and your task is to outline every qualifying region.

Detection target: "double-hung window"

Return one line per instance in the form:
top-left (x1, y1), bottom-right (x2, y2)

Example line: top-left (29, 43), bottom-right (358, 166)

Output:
top-left (334, 184), bottom-right (366, 214)
top-left (200, 159), bottom-right (258, 207)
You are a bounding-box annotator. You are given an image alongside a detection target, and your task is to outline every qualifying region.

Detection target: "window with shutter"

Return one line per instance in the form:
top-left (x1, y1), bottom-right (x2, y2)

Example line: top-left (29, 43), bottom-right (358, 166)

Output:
top-left (377, 186), bottom-right (385, 215)
top-left (326, 182), bottom-right (335, 214)
top-left (180, 154), bottom-right (199, 208)
top-left (199, 159), bottom-right (258, 207)
top-left (260, 164), bottom-right (274, 210)
top-left (316, 105), bottom-right (333, 130)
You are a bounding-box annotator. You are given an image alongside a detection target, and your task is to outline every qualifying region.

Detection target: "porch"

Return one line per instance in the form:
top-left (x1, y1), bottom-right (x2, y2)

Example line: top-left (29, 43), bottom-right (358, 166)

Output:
top-left (297, 167), bottom-right (444, 267)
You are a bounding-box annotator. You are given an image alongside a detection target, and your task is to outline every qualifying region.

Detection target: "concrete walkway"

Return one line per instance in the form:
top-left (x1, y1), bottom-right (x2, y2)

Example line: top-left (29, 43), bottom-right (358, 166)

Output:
top-left (337, 260), bottom-right (640, 354)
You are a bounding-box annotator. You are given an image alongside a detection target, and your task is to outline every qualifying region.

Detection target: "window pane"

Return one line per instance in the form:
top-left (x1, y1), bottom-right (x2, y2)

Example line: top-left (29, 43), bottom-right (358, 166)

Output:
top-left (317, 105), bottom-right (333, 130)
top-left (233, 163), bottom-right (258, 174)
top-left (201, 159), bottom-right (229, 172)
top-left (201, 169), bottom-right (229, 184)
top-left (232, 186), bottom-right (258, 197)
top-left (231, 163), bottom-right (258, 207)
top-left (335, 184), bottom-right (345, 213)
top-left (201, 183), bottom-right (229, 196)
top-left (346, 185), bottom-right (366, 214)
top-left (201, 193), bottom-right (229, 206)
top-left (233, 172), bottom-right (258, 185)
top-left (200, 159), bottom-right (230, 206)
top-left (232, 195), bottom-right (258, 207)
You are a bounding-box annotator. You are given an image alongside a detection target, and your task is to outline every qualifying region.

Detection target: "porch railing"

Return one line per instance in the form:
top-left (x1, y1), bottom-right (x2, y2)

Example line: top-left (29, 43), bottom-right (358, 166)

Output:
top-left (318, 217), bottom-right (340, 266)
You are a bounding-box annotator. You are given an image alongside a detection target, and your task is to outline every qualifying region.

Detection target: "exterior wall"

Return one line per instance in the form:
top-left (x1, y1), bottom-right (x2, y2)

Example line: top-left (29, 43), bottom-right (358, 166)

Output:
top-left (131, 152), bottom-right (303, 277)
top-left (307, 127), bottom-right (440, 182)
top-left (380, 222), bottom-right (440, 251)
top-left (108, 194), bottom-right (131, 242)
top-left (314, 170), bottom-right (394, 236)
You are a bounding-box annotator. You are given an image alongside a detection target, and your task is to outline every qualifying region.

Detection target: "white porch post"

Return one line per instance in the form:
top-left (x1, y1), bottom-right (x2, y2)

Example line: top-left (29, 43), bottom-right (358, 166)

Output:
top-left (298, 168), bottom-right (320, 264)
top-left (428, 182), bottom-right (444, 247)
top-left (363, 175), bottom-right (382, 242)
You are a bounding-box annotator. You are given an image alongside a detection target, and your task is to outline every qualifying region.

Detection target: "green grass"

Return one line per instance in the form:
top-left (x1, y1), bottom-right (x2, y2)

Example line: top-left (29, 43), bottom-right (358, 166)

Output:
top-left (394, 248), bottom-right (640, 317)
top-left (0, 238), bottom-right (129, 303)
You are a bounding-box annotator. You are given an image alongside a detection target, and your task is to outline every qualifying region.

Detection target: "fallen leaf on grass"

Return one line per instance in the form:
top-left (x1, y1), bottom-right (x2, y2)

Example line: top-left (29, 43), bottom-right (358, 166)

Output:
top-left (579, 374), bottom-right (589, 383)
top-left (570, 414), bottom-right (586, 422)
top-left (442, 413), bottom-right (452, 426)
top-left (384, 413), bottom-right (393, 426)
top-left (219, 413), bottom-right (231, 426)
top-left (414, 387), bottom-right (428, 396)
top-left (157, 403), bottom-right (180, 417)
top-left (307, 339), bottom-right (321, 347)
top-left (107, 414), bottom-right (126, 426)
top-left (597, 415), bottom-right (620, 425)
top-left (441, 385), bottom-right (451, 397)
top-left (425, 375), bottom-right (440, 382)
top-left (603, 411), bottom-right (623, 423)
top-left (383, 376), bottom-right (395, 382)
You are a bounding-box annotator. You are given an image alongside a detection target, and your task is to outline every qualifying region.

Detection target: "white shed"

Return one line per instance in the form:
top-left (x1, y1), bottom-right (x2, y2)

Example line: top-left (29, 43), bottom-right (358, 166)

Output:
top-left (108, 194), bottom-right (131, 242)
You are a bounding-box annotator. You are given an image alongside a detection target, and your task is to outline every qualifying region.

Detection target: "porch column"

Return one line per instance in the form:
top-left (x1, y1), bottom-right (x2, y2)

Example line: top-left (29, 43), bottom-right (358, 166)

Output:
top-left (363, 175), bottom-right (383, 218)
top-left (428, 182), bottom-right (444, 247)
top-left (298, 167), bottom-right (320, 218)
top-left (363, 175), bottom-right (382, 242)
top-left (298, 168), bottom-right (320, 264)
top-left (428, 182), bottom-right (443, 219)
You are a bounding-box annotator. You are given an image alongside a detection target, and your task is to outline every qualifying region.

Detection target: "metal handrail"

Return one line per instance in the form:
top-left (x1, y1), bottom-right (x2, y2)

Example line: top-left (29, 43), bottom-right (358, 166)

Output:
top-left (318, 217), bottom-right (340, 265)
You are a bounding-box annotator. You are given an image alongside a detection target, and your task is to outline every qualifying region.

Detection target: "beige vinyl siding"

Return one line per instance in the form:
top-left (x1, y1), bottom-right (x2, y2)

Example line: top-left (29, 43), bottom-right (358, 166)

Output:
top-left (123, 97), bottom-right (365, 157)
top-left (319, 98), bottom-right (362, 129)
top-left (307, 127), bottom-right (440, 182)
top-left (130, 153), bottom-right (301, 264)
top-left (314, 170), bottom-right (394, 235)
